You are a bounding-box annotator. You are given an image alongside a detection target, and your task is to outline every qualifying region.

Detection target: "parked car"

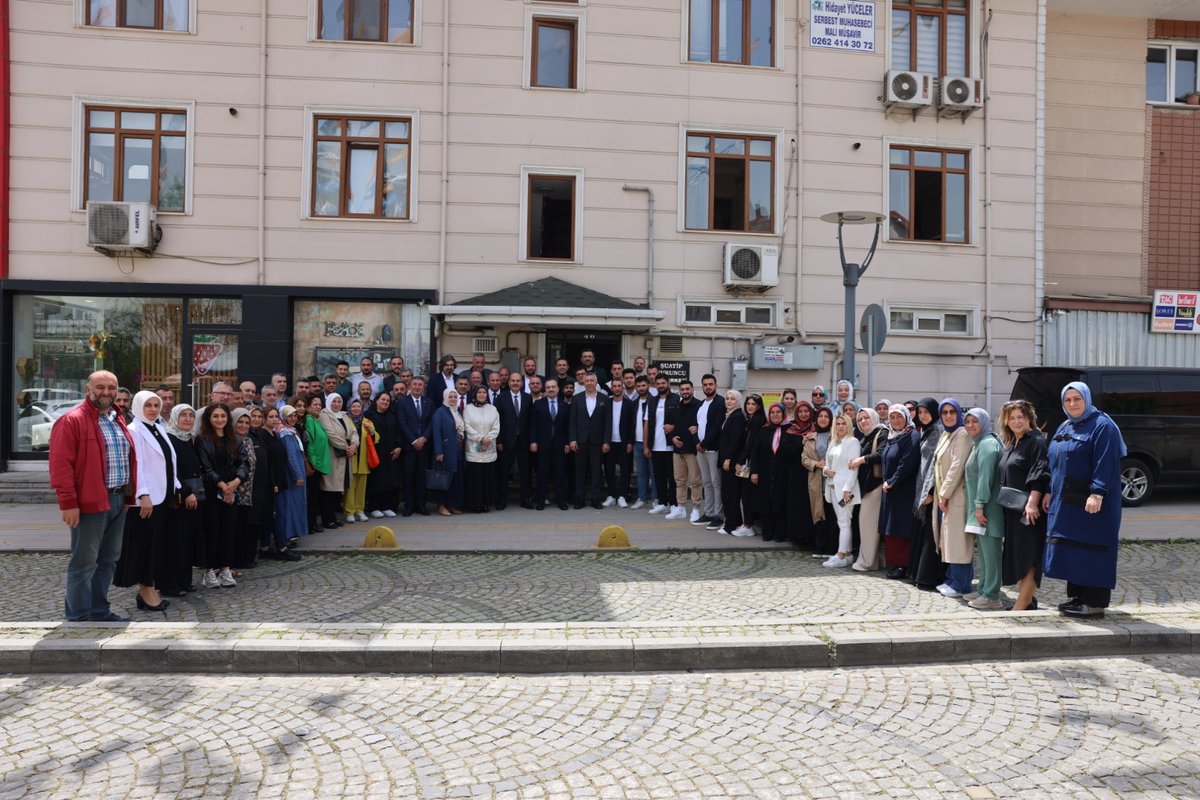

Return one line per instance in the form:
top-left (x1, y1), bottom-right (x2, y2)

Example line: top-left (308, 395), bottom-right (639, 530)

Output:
top-left (17, 400), bottom-right (82, 451)
top-left (1009, 367), bottom-right (1200, 506)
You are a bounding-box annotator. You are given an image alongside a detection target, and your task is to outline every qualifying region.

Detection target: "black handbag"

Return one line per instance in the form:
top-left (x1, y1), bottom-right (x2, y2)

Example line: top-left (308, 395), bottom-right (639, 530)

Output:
top-left (1062, 476), bottom-right (1091, 506)
top-left (181, 477), bottom-right (206, 504)
top-left (996, 486), bottom-right (1029, 511)
top-left (425, 467), bottom-right (453, 492)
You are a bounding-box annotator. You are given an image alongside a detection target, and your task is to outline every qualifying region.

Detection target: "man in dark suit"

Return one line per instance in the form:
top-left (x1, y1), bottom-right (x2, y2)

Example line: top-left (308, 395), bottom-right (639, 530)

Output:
top-left (530, 377), bottom-right (570, 510)
top-left (397, 376), bottom-right (435, 516)
top-left (520, 357), bottom-right (543, 392)
top-left (694, 373), bottom-right (726, 529)
top-left (603, 377), bottom-right (638, 507)
top-left (495, 372), bottom-right (533, 509)
top-left (459, 352), bottom-right (493, 385)
top-left (427, 354), bottom-right (458, 403)
top-left (568, 372), bottom-right (611, 509)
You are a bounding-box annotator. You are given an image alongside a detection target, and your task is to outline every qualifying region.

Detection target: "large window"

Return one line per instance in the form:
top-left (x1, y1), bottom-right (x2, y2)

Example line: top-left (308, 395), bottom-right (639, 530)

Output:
top-left (685, 132), bottom-right (774, 233)
top-left (84, 106), bottom-right (188, 212)
top-left (312, 115), bottom-right (412, 219)
top-left (891, 0), bottom-right (968, 76)
top-left (527, 174), bottom-right (576, 260)
top-left (1147, 44), bottom-right (1199, 103)
top-left (531, 17), bottom-right (578, 88)
top-left (319, 0), bottom-right (414, 43)
top-left (87, 0), bottom-right (188, 30)
top-left (689, 0), bottom-right (774, 67)
top-left (889, 145), bottom-right (969, 243)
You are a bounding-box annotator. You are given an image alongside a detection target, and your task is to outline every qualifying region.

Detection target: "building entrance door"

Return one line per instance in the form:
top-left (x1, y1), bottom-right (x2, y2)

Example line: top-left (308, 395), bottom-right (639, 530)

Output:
top-left (545, 331), bottom-right (623, 380)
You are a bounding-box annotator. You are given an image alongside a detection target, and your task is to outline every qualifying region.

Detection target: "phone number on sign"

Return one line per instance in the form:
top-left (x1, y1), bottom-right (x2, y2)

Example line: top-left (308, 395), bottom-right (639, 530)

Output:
top-left (811, 37), bottom-right (875, 50)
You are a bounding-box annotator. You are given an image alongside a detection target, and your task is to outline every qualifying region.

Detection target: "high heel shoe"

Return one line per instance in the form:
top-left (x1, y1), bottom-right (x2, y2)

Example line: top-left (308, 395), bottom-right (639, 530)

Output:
top-left (137, 595), bottom-right (170, 612)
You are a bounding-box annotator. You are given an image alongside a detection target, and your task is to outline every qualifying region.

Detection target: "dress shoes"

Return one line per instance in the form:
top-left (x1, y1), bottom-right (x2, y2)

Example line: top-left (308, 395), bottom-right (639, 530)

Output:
top-left (311, 525), bottom-right (324, 533)
top-left (1060, 601), bottom-right (1104, 618)
top-left (402, 509), bottom-right (414, 517)
top-left (537, 502), bottom-right (546, 510)
top-left (886, 567), bottom-right (907, 580)
top-left (575, 502), bottom-right (586, 509)
top-left (137, 595), bottom-right (170, 612)
top-left (521, 500), bottom-right (534, 510)
top-left (591, 502), bottom-right (603, 510)
top-left (416, 507), bottom-right (430, 516)
top-left (558, 503), bottom-right (569, 510)
top-left (92, 612), bottom-right (131, 622)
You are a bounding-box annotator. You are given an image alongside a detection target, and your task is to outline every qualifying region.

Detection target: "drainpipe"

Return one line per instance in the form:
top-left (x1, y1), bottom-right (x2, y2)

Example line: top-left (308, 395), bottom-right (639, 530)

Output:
top-left (794, 5), bottom-right (806, 340)
top-left (982, 5), bottom-right (994, 412)
top-left (256, 0), bottom-right (267, 285)
top-left (437, 0), bottom-right (450, 306)
top-left (622, 185), bottom-right (654, 310)
top-left (0, 0), bottom-right (9, 281)
top-left (1034, 0), bottom-right (1046, 366)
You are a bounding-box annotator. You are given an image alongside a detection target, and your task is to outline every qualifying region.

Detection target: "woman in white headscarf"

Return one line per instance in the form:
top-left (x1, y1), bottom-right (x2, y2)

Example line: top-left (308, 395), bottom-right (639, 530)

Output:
top-left (431, 387), bottom-right (466, 515)
top-left (162, 403), bottom-right (203, 596)
top-left (849, 407), bottom-right (887, 571)
top-left (114, 390), bottom-right (180, 614)
top-left (318, 393), bottom-right (359, 529)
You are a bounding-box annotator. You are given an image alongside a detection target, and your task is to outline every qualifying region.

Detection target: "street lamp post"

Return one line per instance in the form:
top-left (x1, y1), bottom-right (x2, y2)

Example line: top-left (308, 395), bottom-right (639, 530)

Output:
top-left (819, 211), bottom-right (886, 385)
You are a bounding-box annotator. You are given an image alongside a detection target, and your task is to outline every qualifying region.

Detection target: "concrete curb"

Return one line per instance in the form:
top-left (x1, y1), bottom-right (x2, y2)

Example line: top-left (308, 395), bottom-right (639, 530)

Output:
top-left (4, 620), bottom-right (1198, 675)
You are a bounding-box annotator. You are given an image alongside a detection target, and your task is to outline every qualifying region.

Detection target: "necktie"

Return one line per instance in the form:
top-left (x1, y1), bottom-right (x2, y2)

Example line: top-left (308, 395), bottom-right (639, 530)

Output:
top-left (415, 398), bottom-right (421, 415)
top-left (514, 394), bottom-right (520, 415)
top-left (550, 400), bottom-right (556, 419)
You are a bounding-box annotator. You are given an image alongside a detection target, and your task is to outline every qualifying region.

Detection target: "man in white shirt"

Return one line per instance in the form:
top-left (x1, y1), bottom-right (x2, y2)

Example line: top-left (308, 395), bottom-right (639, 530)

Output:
top-left (630, 375), bottom-right (654, 509)
top-left (348, 356), bottom-right (384, 401)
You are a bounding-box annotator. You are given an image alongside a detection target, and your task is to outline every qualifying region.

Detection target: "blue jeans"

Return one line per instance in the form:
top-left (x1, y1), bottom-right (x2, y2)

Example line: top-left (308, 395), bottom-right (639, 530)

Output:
top-left (64, 490), bottom-right (127, 621)
top-left (944, 562), bottom-right (975, 595)
top-left (633, 445), bottom-right (654, 501)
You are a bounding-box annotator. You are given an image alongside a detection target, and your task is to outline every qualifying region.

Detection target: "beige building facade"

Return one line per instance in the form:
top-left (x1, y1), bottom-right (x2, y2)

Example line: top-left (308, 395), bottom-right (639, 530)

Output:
top-left (2, 0), bottom-right (1195, 464)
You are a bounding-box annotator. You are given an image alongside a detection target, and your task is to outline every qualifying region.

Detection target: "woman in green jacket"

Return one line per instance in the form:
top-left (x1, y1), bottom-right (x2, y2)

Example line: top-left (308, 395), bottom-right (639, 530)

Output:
top-left (964, 407), bottom-right (1005, 610)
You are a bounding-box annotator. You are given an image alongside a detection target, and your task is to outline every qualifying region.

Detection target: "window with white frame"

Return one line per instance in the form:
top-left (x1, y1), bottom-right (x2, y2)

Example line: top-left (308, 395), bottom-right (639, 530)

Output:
top-left (525, 8), bottom-right (585, 90)
top-left (318, 0), bottom-right (415, 43)
top-left (887, 305), bottom-right (974, 336)
top-left (680, 298), bottom-right (778, 327)
top-left (520, 166), bottom-right (583, 262)
top-left (81, 104), bottom-right (191, 212)
top-left (85, 0), bottom-right (189, 31)
top-left (1147, 43), bottom-right (1199, 103)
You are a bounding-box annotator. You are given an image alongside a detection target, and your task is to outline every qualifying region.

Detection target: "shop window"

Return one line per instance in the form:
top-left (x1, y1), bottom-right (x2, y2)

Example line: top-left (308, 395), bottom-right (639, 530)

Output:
top-left (688, 0), bottom-right (774, 67)
top-left (84, 106), bottom-right (189, 212)
top-left (888, 145), bottom-right (969, 243)
top-left (685, 132), bottom-right (774, 233)
top-left (318, 0), bottom-right (415, 43)
top-left (1147, 44), bottom-right (1200, 103)
top-left (311, 115), bottom-right (413, 219)
top-left (891, 0), bottom-right (968, 76)
top-left (292, 300), bottom-right (431, 383)
top-left (86, 0), bottom-right (189, 31)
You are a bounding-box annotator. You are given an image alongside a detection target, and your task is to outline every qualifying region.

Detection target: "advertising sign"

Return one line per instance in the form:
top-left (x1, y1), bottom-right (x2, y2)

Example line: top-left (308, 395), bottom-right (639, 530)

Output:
top-left (654, 360), bottom-right (691, 383)
top-left (1151, 290), bottom-right (1199, 333)
top-left (809, 0), bottom-right (876, 53)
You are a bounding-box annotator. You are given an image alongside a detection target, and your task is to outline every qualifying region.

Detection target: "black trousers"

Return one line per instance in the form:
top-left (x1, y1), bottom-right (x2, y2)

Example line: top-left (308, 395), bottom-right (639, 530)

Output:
top-left (536, 445), bottom-right (568, 505)
top-left (575, 442), bottom-right (604, 504)
top-left (402, 448), bottom-right (428, 511)
top-left (720, 469), bottom-right (744, 531)
top-left (496, 444), bottom-right (530, 506)
top-left (651, 451), bottom-right (675, 506)
top-left (1066, 582), bottom-right (1112, 608)
top-left (604, 445), bottom-right (633, 501)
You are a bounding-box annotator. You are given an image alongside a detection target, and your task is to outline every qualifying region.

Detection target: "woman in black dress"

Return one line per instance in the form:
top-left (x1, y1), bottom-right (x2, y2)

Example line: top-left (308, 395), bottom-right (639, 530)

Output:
top-left (365, 392), bottom-right (403, 516)
top-left (750, 403), bottom-right (799, 543)
top-left (254, 406), bottom-right (292, 560)
top-left (231, 408), bottom-right (267, 570)
top-left (716, 389), bottom-right (747, 535)
top-left (196, 403), bottom-right (246, 590)
top-left (906, 397), bottom-right (945, 589)
top-left (734, 394), bottom-right (766, 536)
top-left (998, 399), bottom-right (1049, 611)
top-left (162, 403), bottom-right (203, 596)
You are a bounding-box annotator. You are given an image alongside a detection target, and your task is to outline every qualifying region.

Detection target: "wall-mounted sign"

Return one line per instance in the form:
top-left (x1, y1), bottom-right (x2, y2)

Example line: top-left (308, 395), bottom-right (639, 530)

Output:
top-left (1151, 290), bottom-right (1199, 333)
top-left (654, 360), bottom-right (691, 383)
top-left (809, 0), bottom-right (876, 53)
top-left (324, 321), bottom-right (365, 338)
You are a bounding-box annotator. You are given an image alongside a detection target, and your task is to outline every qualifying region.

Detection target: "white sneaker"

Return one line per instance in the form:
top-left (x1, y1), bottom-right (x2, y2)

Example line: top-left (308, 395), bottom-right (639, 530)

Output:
top-left (617, 497), bottom-right (628, 508)
top-left (731, 526), bottom-right (755, 537)
top-left (689, 508), bottom-right (703, 524)
top-left (823, 555), bottom-right (853, 568)
top-left (601, 496), bottom-right (616, 508)
top-left (369, 510), bottom-right (385, 519)
top-left (356, 511), bottom-right (369, 522)
top-left (345, 514), bottom-right (357, 524)
top-left (936, 583), bottom-right (962, 598)
top-left (664, 506), bottom-right (687, 520)
top-left (202, 569), bottom-right (220, 589)
top-left (218, 567), bottom-right (237, 588)
top-left (630, 499), bottom-right (645, 510)
top-left (382, 509), bottom-right (397, 518)
top-left (648, 503), bottom-right (668, 515)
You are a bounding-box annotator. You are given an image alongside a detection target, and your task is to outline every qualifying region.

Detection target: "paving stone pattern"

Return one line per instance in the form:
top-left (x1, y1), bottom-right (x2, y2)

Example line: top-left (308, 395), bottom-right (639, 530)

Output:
top-left (5, 542), bottom-right (1199, 625)
top-left (0, 655), bottom-right (1198, 799)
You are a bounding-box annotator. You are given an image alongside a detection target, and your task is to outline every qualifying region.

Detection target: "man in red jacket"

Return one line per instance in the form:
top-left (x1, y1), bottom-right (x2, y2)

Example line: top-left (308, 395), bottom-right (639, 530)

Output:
top-left (49, 370), bottom-right (137, 622)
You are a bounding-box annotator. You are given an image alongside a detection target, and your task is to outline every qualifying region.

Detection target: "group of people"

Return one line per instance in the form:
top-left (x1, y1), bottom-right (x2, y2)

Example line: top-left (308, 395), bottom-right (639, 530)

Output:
top-left (51, 353), bottom-right (1123, 622)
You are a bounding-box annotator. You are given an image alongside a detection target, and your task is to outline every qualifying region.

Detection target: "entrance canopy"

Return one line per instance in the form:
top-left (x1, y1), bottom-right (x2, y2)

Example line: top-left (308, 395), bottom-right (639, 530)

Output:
top-left (429, 277), bottom-right (663, 330)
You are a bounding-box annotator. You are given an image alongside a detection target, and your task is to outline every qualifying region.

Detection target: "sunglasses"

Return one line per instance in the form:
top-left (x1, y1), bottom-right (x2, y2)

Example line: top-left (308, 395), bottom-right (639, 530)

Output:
top-left (812, 392), bottom-right (825, 397)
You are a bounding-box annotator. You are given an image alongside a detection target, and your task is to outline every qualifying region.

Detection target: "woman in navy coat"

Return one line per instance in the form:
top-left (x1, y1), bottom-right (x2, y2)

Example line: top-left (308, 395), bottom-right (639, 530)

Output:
top-left (1044, 381), bottom-right (1124, 618)
top-left (875, 404), bottom-right (920, 577)
top-left (431, 388), bottom-right (466, 515)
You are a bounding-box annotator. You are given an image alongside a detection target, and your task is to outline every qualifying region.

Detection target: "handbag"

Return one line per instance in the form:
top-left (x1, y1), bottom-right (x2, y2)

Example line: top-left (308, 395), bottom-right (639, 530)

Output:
top-left (996, 486), bottom-right (1029, 511)
top-left (1062, 476), bottom-right (1091, 507)
top-left (425, 467), bottom-right (453, 492)
top-left (735, 464), bottom-right (751, 479)
top-left (181, 476), bottom-right (206, 504)
top-left (364, 432), bottom-right (381, 469)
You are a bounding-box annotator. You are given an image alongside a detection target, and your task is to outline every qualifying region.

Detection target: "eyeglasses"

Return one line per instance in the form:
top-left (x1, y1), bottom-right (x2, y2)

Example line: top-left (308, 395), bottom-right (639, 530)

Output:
top-left (812, 392), bottom-right (825, 397)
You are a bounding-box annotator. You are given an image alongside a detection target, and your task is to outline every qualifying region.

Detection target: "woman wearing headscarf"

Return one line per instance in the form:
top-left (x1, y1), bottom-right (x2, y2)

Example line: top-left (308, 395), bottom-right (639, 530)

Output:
top-left (872, 404), bottom-right (920, 577)
top-left (432, 387), bottom-right (466, 515)
top-left (114, 390), bottom-right (179, 613)
top-left (874, 399), bottom-right (892, 419)
top-left (343, 397), bottom-right (376, 523)
top-left (749, 403), bottom-right (800, 543)
top-left (364, 392), bottom-right (402, 518)
top-left (734, 394), bottom-right (766, 536)
top-left (963, 408), bottom-right (1005, 610)
top-left (801, 406), bottom-right (835, 557)
top-left (835, 379), bottom-right (855, 404)
top-left (318, 393), bottom-right (358, 530)
top-left (254, 406), bottom-right (291, 561)
top-left (906, 397), bottom-right (946, 588)
top-left (298, 394), bottom-right (330, 533)
top-left (1044, 382), bottom-right (1125, 618)
top-left (998, 399), bottom-right (1048, 611)
top-left (163, 403), bottom-right (202, 596)
top-left (810, 385), bottom-right (828, 409)
top-left (849, 408), bottom-right (887, 571)
top-left (791, 399), bottom-right (815, 436)
top-left (717, 389), bottom-right (748, 536)
top-left (822, 413), bottom-right (861, 567)
top-left (462, 385), bottom-right (501, 513)
top-left (271, 405), bottom-right (306, 559)
top-left (784, 399), bottom-right (817, 548)
top-left (932, 398), bottom-right (974, 598)
top-left (196, 403), bottom-right (246, 589)
top-left (230, 408), bottom-right (265, 570)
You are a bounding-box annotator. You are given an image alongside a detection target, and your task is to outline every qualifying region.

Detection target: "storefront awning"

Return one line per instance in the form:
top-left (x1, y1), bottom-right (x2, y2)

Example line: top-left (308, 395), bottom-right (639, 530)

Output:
top-left (429, 277), bottom-right (664, 330)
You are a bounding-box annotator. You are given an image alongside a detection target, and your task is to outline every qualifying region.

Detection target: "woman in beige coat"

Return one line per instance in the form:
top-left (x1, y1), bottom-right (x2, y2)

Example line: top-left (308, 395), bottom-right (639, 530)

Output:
top-left (931, 398), bottom-right (974, 597)
top-left (318, 393), bottom-right (359, 528)
top-left (800, 406), bottom-right (834, 555)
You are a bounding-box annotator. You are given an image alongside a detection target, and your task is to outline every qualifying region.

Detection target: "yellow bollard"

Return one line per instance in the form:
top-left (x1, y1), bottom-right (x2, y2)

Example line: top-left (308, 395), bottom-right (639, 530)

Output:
top-left (361, 525), bottom-right (402, 552)
top-left (594, 524), bottom-right (632, 549)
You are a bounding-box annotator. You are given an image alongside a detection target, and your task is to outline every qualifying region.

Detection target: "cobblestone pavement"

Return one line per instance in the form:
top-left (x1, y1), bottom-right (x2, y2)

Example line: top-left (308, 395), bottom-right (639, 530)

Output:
top-left (0, 655), bottom-right (1196, 799)
top-left (2, 542), bottom-right (1198, 625)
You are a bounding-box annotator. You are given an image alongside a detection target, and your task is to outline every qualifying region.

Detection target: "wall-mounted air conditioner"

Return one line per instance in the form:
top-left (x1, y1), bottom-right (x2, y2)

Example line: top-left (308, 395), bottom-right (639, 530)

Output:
top-left (938, 76), bottom-right (983, 116)
top-left (86, 201), bottom-right (159, 255)
top-left (883, 70), bottom-right (933, 110)
top-left (723, 243), bottom-right (779, 291)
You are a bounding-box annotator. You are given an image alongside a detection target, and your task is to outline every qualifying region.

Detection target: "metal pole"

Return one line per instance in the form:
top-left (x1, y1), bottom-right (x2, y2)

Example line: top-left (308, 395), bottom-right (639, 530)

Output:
top-left (867, 314), bottom-right (874, 407)
top-left (843, 279), bottom-right (856, 384)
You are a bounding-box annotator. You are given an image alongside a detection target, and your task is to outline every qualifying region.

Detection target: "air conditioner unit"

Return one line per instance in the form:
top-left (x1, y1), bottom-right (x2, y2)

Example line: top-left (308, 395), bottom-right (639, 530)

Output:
top-left (723, 243), bottom-right (779, 291)
top-left (938, 76), bottom-right (983, 115)
top-left (883, 70), bottom-right (933, 109)
top-left (86, 201), bottom-right (158, 255)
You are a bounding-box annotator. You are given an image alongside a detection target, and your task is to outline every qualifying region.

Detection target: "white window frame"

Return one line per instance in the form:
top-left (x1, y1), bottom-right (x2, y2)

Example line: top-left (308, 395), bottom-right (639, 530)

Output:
top-left (677, 123), bottom-right (785, 236)
top-left (523, 6), bottom-right (587, 91)
top-left (75, 0), bottom-right (197, 34)
top-left (1146, 41), bottom-right (1200, 105)
top-left (71, 95), bottom-right (196, 215)
top-left (519, 165), bottom-right (584, 264)
top-left (679, 0), bottom-right (783, 71)
top-left (678, 296), bottom-right (781, 328)
top-left (884, 302), bottom-right (978, 337)
top-left (883, 135), bottom-right (978, 247)
top-left (307, 0), bottom-right (423, 46)
top-left (300, 105), bottom-right (422, 222)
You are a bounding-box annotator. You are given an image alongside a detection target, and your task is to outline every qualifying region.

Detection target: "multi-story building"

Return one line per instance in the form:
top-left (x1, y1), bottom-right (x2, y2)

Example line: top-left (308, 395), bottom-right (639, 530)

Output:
top-left (1, 0), bottom-right (1195, 468)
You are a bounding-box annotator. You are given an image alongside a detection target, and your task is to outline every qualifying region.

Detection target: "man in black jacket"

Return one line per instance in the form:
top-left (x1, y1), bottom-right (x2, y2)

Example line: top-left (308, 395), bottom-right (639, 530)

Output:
top-left (530, 378), bottom-right (570, 509)
top-left (694, 373), bottom-right (726, 529)
top-left (643, 375), bottom-right (679, 515)
top-left (667, 380), bottom-right (702, 522)
top-left (603, 378), bottom-right (638, 507)
top-left (495, 373), bottom-right (533, 509)
top-left (568, 373), bottom-right (610, 509)
top-left (397, 376), bottom-right (434, 516)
